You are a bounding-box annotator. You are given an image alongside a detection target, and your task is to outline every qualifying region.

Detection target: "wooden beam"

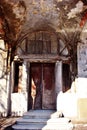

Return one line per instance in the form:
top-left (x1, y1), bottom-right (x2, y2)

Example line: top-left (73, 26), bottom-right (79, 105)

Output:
top-left (14, 54), bottom-right (70, 63)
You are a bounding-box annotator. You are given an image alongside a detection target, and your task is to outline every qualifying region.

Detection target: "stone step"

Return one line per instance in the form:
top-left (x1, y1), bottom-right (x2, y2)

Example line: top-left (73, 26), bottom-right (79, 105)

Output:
top-left (16, 118), bottom-right (48, 125)
top-left (42, 123), bottom-right (73, 130)
top-left (47, 118), bottom-right (71, 124)
top-left (12, 110), bottom-right (73, 130)
top-left (12, 122), bottom-right (73, 130)
top-left (42, 118), bottom-right (73, 130)
top-left (12, 124), bottom-right (46, 130)
top-left (17, 117), bottom-right (71, 125)
top-left (23, 110), bottom-right (55, 119)
top-left (12, 110), bottom-right (56, 130)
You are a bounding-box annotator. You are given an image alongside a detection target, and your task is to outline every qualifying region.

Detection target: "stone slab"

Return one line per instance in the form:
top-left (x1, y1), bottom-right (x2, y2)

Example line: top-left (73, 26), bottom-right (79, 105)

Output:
top-left (23, 110), bottom-right (55, 119)
top-left (77, 98), bottom-right (87, 119)
top-left (17, 118), bottom-right (48, 124)
top-left (12, 124), bottom-right (45, 130)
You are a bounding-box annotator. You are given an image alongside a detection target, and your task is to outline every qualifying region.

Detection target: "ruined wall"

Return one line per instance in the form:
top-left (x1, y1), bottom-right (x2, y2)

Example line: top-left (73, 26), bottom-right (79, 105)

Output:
top-left (78, 42), bottom-right (87, 77)
top-left (77, 22), bottom-right (87, 98)
top-left (78, 22), bottom-right (87, 77)
top-left (0, 39), bottom-right (28, 117)
top-left (21, 0), bottom-right (59, 33)
top-left (11, 61), bottom-right (28, 116)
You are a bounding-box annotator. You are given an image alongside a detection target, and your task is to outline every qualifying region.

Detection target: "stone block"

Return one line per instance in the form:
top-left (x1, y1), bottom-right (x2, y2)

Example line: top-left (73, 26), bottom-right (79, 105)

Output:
top-left (57, 91), bottom-right (77, 117)
top-left (76, 78), bottom-right (87, 97)
top-left (11, 93), bottom-right (27, 116)
top-left (77, 98), bottom-right (87, 119)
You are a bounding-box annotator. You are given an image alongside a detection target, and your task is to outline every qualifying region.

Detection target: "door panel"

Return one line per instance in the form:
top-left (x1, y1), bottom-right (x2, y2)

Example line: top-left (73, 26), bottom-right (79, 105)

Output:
top-left (31, 63), bottom-right (42, 109)
top-left (42, 63), bottom-right (56, 109)
top-left (30, 63), bottom-right (56, 110)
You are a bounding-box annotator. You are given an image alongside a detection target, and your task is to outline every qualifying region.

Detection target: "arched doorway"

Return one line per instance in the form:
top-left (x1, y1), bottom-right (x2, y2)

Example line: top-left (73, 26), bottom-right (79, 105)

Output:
top-left (12, 30), bottom-right (71, 111)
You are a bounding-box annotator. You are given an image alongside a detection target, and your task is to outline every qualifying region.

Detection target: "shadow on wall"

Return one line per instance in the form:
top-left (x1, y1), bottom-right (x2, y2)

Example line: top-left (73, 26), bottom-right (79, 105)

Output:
top-left (0, 84), bottom-right (8, 117)
top-left (0, 40), bottom-right (9, 117)
top-left (0, 55), bottom-right (8, 117)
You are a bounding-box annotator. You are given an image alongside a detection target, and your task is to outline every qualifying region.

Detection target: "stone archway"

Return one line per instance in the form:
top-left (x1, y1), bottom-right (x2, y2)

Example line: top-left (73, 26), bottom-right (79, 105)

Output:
top-left (12, 30), bottom-right (72, 112)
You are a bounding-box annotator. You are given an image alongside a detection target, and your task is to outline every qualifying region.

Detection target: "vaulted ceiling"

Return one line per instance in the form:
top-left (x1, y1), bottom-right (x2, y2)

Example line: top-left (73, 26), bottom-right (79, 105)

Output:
top-left (0, 0), bottom-right (87, 47)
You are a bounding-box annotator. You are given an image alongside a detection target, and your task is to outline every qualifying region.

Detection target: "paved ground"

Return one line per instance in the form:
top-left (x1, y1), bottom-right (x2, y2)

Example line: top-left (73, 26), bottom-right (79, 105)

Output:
top-left (71, 118), bottom-right (87, 130)
top-left (0, 117), bottom-right (87, 130)
top-left (0, 117), bottom-right (19, 130)
top-left (73, 124), bottom-right (87, 130)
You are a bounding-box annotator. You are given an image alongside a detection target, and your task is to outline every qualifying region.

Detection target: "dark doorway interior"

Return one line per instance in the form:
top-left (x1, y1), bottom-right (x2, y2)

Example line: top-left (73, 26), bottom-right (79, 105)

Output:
top-left (62, 63), bottom-right (71, 92)
top-left (13, 62), bottom-right (22, 93)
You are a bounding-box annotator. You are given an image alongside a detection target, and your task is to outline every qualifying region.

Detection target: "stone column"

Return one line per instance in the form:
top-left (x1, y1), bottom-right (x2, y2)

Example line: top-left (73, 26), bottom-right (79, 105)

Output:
top-left (11, 61), bottom-right (15, 93)
top-left (55, 61), bottom-right (62, 96)
top-left (77, 42), bottom-right (87, 96)
top-left (27, 62), bottom-right (32, 110)
top-left (77, 42), bottom-right (87, 77)
top-left (20, 60), bottom-right (28, 113)
top-left (55, 61), bottom-right (62, 110)
top-left (22, 60), bottom-right (28, 92)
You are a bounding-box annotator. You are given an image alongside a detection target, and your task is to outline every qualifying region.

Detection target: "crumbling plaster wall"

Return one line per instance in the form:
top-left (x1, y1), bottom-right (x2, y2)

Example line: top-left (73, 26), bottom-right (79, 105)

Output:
top-left (77, 21), bottom-right (87, 97)
top-left (19, 0), bottom-right (82, 37)
top-left (0, 0), bottom-right (84, 41)
top-left (57, 23), bottom-right (87, 118)
top-left (0, 40), bottom-right (8, 117)
top-left (0, 0), bottom-right (26, 42)
top-left (78, 22), bottom-right (87, 77)
top-left (22, 0), bottom-right (59, 30)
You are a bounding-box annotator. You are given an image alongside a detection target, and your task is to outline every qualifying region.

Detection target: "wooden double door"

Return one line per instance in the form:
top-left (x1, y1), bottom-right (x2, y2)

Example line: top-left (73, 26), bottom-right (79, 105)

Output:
top-left (29, 63), bottom-right (56, 110)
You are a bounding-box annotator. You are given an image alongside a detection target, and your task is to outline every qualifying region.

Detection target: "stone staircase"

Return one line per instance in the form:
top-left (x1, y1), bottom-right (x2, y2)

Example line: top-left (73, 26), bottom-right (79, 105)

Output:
top-left (12, 110), bottom-right (73, 130)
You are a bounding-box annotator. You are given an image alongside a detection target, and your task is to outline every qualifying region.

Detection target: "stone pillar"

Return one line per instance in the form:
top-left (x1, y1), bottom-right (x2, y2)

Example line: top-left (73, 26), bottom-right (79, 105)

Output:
top-left (11, 60), bottom-right (28, 116)
top-left (11, 61), bottom-right (15, 93)
top-left (55, 61), bottom-right (62, 95)
top-left (21, 60), bottom-right (28, 112)
top-left (77, 42), bottom-right (87, 96)
top-left (22, 60), bottom-right (27, 92)
top-left (76, 42), bottom-right (87, 119)
top-left (55, 61), bottom-right (62, 110)
top-left (77, 42), bottom-right (87, 77)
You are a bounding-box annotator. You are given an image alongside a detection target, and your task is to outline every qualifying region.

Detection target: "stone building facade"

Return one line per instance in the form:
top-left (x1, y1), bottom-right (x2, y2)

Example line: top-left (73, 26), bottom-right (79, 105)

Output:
top-left (0, 0), bottom-right (87, 118)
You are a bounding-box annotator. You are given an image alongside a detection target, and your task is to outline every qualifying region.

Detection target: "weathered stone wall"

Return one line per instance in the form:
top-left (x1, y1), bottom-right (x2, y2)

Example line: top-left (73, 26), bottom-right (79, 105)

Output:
top-left (0, 40), bottom-right (8, 117)
top-left (78, 22), bottom-right (87, 77)
top-left (0, 39), bottom-right (28, 117)
top-left (78, 43), bottom-right (87, 77)
top-left (11, 61), bottom-right (28, 116)
top-left (77, 22), bottom-right (87, 98)
top-left (21, 0), bottom-right (59, 33)
top-left (57, 22), bottom-right (87, 118)
top-left (1, 0), bottom-right (87, 118)
top-left (11, 93), bottom-right (27, 116)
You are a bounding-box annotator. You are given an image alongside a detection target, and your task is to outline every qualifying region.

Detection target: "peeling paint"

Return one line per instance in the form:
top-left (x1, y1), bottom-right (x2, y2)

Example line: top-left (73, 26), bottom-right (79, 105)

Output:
top-left (0, 0), bottom-right (86, 45)
top-left (67, 1), bottom-right (83, 19)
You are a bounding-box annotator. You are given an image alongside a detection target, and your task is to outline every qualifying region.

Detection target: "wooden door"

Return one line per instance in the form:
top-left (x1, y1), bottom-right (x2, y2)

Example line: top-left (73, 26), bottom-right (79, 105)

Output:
top-left (30, 63), bottom-right (42, 109)
top-left (42, 63), bottom-right (56, 109)
top-left (30, 63), bottom-right (56, 110)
